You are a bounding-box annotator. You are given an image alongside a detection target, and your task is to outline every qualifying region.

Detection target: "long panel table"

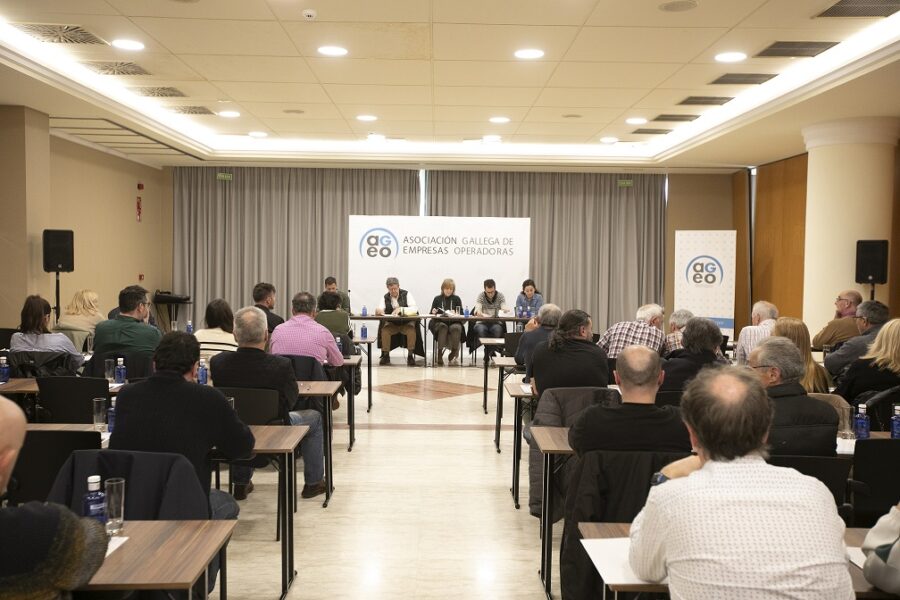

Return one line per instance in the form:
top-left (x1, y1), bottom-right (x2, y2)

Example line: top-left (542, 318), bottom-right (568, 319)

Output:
top-left (504, 379), bottom-right (536, 510)
top-left (493, 356), bottom-right (524, 452)
top-left (342, 355), bottom-right (363, 451)
top-left (297, 380), bottom-right (341, 508)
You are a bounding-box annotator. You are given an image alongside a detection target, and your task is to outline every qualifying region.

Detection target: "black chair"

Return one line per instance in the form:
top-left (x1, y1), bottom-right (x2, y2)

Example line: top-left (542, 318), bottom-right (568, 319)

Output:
top-left (279, 354), bottom-right (330, 413)
top-left (655, 390), bottom-right (683, 407)
top-left (592, 333), bottom-right (601, 344)
top-left (858, 385), bottom-right (900, 431)
top-left (852, 438), bottom-right (900, 527)
top-left (606, 357), bottom-right (617, 375)
top-left (36, 376), bottom-right (109, 424)
top-left (503, 332), bottom-right (523, 359)
top-left (214, 387), bottom-right (281, 425)
top-left (84, 350), bottom-right (154, 380)
top-left (6, 429), bottom-right (101, 505)
top-left (719, 334), bottom-right (730, 357)
top-left (0, 327), bottom-right (16, 350)
top-left (768, 455), bottom-right (853, 524)
top-left (8, 351), bottom-right (78, 378)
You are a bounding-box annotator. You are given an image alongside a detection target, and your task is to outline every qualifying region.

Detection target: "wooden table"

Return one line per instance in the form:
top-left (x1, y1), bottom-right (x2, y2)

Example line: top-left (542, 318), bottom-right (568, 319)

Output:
top-left (493, 356), bottom-right (524, 452)
top-left (531, 426), bottom-right (575, 600)
top-left (354, 337), bottom-right (377, 412)
top-left (297, 380), bottom-right (341, 508)
top-left (80, 520), bottom-right (235, 598)
top-left (503, 379), bottom-right (535, 510)
top-left (479, 337), bottom-right (506, 414)
top-left (350, 314), bottom-right (426, 369)
top-left (342, 355), bottom-right (363, 451)
top-left (0, 377), bottom-right (123, 395)
top-left (578, 522), bottom-right (896, 599)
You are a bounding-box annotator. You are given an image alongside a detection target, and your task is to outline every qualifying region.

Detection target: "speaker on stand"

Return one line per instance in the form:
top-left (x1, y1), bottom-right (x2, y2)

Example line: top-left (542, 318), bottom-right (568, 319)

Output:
top-left (855, 240), bottom-right (888, 301)
top-left (42, 230), bottom-right (74, 322)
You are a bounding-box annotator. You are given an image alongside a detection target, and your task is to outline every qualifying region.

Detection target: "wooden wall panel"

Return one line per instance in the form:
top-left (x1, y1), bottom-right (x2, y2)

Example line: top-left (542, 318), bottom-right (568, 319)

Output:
top-left (753, 153), bottom-right (808, 319)
top-left (732, 169), bottom-right (751, 333)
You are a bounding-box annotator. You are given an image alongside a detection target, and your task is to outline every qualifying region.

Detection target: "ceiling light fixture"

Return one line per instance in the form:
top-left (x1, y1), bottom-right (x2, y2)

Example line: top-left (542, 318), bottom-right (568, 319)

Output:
top-left (658, 0), bottom-right (698, 12)
top-left (356, 114), bottom-right (377, 122)
top-left (482, 134), bottom-right (502, 143)
top-left (318, 45), bottom-right (348, 57)
top-left (561, 114), bottom-right (582, 119)
top-left (111, 39), bottom-right (144, 51)
top-left (715, 51), bottom-right (748, 63)
top-left (248, 131), bottom-right (268, 138)
top-left (367, 133), bottom-right (385, 142)
top-left (626, 117), bottom-right (648, 125)
top-left (218, 110), bottom-right (240, 118)
top-left (489, 116), bottom-right (510, 124)
top-left (514, 48), bottom-right (544, 59)
top-left (600, 136), bottom-right (619, 144)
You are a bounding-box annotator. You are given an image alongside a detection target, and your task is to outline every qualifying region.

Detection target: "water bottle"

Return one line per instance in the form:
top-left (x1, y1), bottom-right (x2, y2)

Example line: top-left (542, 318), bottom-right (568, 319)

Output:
top-left (186, 320), bottom-right (194, 334)
top-left (107, 399), bottom-right (116, 433)
top-left (361, 305), bottom-right (368, 317)
top-left (197, 359), bottom-right (208, 385)
top-left (526, 306), bottom-right (532, 318)
top-left (464, 306), bottom-right (470, 317)
top-left (891, 404), bottom-right (900, 440)
top-left (361, 323), bottom-right (368, 339)
top-left (335, 336), bottom-right (343, 355)
top-left (82, 475), bottom-right (107, 523)
top-left (855, 404), bottom-right (870, 440)
top-left (0, 357), bottom-right (8, 383)
top-left (114, 358), bottom-right (126, 384)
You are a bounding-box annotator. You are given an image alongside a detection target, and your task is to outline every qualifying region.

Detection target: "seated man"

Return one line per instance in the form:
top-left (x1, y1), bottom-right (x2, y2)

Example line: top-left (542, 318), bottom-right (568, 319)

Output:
top-left (211, 307), bottom-right (326, 499)
top-left (473, 278), bottom-right (508, 359)
top-left (315, 291), bottom-right (351, 338)
top-left (813, 289), bottom-right (863, 349)
top-left (270, 292), bottom-right (344, 367)
top-left (825, 299), bottom-right (889, 380)
top-left (92, 284), bottom-right (162, 358)
top-left (662, 308), bottom-right (693, 356)
top-left (569, 345), bottom-right (691, 454)
top-left (597, 304), bottom-right (666, 359)
top-left (375, 277), bottom-right (419, 366)
top-left (516, 303), bottom-right (561, 383)
top-left (531, 309), bottom-right (608, 398)
top-left (629, 366), bottom-right (853, 599)
top-left (0, 395), bottom-right (108, 596)
top-left (252, 281), bottom-right (284, 334)
top-left (317, 276), bottom-right (351, 313)
top-left (734, 300), bottom-right (778, 364)
top-left (110, 331), bottom-right (255, 520)
top-left (660, 317), bottom-right (723, 391)
top-left (750, 337), bottom-right (838, 456)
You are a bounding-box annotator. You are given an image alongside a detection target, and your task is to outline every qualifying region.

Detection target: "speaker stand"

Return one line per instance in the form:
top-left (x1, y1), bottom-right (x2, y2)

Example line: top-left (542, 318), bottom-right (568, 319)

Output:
top-left (53, 271), bottom-right (61, 323)
top-left (869, 283), bottom-right (876, 302)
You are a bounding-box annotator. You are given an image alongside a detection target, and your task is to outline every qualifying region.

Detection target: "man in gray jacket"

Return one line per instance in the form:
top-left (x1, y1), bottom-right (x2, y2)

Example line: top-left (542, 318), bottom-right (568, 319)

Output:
top-left (825, 300), bottom-right (889, 380)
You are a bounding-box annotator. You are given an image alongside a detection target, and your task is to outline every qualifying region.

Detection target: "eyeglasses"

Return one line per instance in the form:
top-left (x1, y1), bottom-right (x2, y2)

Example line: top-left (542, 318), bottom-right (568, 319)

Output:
top-left (853, 315), bottom-right (866, 320)
top-left (835, 297), bottom-right (852, 303)
top-left (750, 365), bottom-right (774, 370)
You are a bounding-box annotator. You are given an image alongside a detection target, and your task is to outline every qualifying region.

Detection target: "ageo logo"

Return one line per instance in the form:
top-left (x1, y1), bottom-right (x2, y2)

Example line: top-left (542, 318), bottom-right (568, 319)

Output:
top-left (359, 227), bottom-right (399, 259)
top-left (685, 255), bottom-right (724, 286)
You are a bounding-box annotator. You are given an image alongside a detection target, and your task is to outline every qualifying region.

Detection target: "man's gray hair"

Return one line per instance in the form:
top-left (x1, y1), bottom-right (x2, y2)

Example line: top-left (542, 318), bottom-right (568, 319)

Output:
top-left (385, 277), bottom-right (399, 287)
top-left (682, 317), bottom-right (723, 354)
top-left (857, 300), bottom-right (889, 325)
top-left (751, 301), bottom-right (778, 321)
top-left (291, 292), bottom-right (317, 315)
top-left (669, 309), bottom-right (694, 330)
top-left (234, 306), bottom-right (268, 345)
top-left (756, 336), bottom-right (804, 383)
top-left (616, 345), bottom-right (662, 388)
top-left (636, 303), bottom-right (664, 323)
top-left (537, 303), bottom-right (562, 327)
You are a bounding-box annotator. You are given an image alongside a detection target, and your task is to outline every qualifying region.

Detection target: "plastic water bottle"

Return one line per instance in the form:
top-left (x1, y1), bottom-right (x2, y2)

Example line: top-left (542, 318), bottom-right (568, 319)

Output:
top-left (0, 357), bottom-right (9, 383)
top-left (891, 404), bottom-right (900, 440)
top-left (335, 336), bottom-right (343, 355)
top-left (361, 305), bottom-right (368, 317)
top-left (855, 404), bottom-right (870, 440)
top-left (464, 306), bottom-right (470, 317)
top-left (114, 358), bottom-right (126, 384)
top-left (186, 320), bottom-right (194, 334)
top-left (197, 359), bottom-right (208, 385)
top-left (107, 399), bottom-right (116, 433)
top-left (526, 306), bottom-right (532, 318)
top-left (361, 323), bottom-right (368, 339)
top-left (82, 475), bottom-right (107, 523)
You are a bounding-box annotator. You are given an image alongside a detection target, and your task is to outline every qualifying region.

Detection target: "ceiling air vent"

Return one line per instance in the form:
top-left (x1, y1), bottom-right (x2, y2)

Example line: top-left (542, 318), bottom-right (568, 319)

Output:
top-left (82, 61), bottom-right (150, 76)
top-left (817, 0), bottom-right (900, 17)
top-left (130, 87), bottom-right (186, 97)
top-left (633, 128), bottom-right (673, 135)
top-left (12, 23), bottom-right (106, 44)
top-left (679, 96), bottom-right (733, 106)
top-left (170, 106), bottom-right (215, 115)
top-left (653, 114), bottom-right (699, 122)
top-left (711, 73), bottom-right (776, 85)
top-left (756, 41), bottom-right (839, 57)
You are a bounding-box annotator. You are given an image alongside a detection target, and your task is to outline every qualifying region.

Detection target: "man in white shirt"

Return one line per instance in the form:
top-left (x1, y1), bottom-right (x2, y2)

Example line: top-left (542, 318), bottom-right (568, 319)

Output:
top-left (375, 277), bottom-right (419, 366)
top-left (734, 300), bottom-right (778, 364)
top-left (629, 365), bottom-right (853, 600)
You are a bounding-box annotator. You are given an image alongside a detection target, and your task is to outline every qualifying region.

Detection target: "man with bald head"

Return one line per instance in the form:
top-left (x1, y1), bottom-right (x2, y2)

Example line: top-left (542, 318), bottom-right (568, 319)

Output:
top-left (813, 289), bottom-right (863, 349)
top-left (0, 395), bottom-right (108, 594)
top-left (568, 345), bottom-right (691, 454)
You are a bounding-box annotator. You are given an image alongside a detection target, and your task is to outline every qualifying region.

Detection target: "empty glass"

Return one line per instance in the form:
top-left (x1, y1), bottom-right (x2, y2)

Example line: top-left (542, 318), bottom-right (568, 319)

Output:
top-left (92, 398), bottom-right (107, 432)
top-left (105, 477), bottom-right (125, 536)
top-left (225, 397), bottom-right (235, 411)
top-left (104, 359), bottom-right (115, 383)
top-left (171, 320), bottom-right (179, 332)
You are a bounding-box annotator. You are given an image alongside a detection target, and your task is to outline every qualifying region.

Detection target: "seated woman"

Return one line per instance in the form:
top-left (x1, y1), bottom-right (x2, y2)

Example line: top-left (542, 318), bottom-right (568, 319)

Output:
top-left (10, 295), bottom-right (84, 367)
top-left (315, 291), bottom-right (351, 337)
top-left (194, 298), bottom-right (238, 362)
top-left (772, 317), bottom-right (832, 393)
top-left (56, 289), bottom-right (104, 334)
top-left (515, 279), bottom-right (544, 317)
top-left (429, 278), bottom-right (464, 365)
top-left (835, 318), bottom-right (900, 404)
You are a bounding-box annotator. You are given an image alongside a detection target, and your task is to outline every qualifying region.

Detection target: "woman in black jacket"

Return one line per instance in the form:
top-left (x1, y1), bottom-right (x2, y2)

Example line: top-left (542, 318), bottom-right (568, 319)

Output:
top-left (429, 278), bottom-right (464, 365)
top-left (836, 318), bottom-right (900, 404)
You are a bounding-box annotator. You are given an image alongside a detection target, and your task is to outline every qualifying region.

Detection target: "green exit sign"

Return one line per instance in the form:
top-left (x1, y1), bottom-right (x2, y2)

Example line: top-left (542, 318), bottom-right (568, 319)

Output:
top-left (216, 172), bottom-right (233, 181)
top-left (617, 179), bottom-right (633, 188)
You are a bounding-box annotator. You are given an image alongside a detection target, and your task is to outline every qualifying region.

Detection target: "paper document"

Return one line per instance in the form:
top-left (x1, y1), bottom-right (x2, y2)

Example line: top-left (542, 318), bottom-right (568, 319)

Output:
top-left (106, 536), bottom-right (128, 557)
top-left (580, 538), bottom-right (668, 586)
top-left (836, 438), bottom-right (855, 456)
top-left (847, 547), bottom-right (866, 569)
top-left (520, 384), bottom-right (533, 395)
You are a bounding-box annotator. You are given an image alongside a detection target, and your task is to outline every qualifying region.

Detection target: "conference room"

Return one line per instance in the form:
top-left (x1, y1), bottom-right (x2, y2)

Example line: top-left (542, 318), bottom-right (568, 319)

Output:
top-left (1, 0), bottom-right (900, 598)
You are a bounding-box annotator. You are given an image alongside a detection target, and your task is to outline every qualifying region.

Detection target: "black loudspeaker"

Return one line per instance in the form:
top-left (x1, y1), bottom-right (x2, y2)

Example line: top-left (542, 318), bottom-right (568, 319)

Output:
top-left (42, 230), bottom-right (74, 273)
top-left (855, 240), bottom-right (888, 285)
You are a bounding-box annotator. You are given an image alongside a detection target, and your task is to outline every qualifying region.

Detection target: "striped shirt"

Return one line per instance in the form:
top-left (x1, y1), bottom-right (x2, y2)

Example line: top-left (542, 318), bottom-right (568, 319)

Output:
top-left (270, 314), bottom-right (344, 366)
top-left (735, 318), bottom-right (776, 365)
top-left (597, 320), bottom-right (665, 358)
top-left (194, 327), bottom-right (238, 362)
top-left (664, 331), bottom-right (684, 356)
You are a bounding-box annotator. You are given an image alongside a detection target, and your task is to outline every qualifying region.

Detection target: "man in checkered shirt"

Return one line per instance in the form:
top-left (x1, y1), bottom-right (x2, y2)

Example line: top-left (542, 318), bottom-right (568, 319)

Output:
top-left (597, 304), bottom-right (666, 359)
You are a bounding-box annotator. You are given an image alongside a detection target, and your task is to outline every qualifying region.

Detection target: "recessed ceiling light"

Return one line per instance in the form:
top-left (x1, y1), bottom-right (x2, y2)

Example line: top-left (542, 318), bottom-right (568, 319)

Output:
top-left (600, 136), bottom-right (619, 144)
top-left (318, 46), bottom-right (348, 57)
top-left (658, 0), bottom-right (698, 12)
top-left (715, 51), bottom-right (748, 63)
top-left (561, 114), bottom-right (582, 119)
top-left (514, 48), bottom-right (544, 60)
top-left (626, 117), bottom-right (648, 125)
top-left (218, 110), bottom-right (240, 118)
top-left (356, 114), bottom-right (377, 122)
top-left (283, 109), bottom-right (306, 114)
top-left (489, 116), bottom-right (511, 124)
top-left (482, 134), bottom-right (502, 143)
top-left (248, 131), bottom-right (268, 138)
top-left (111, 39), bottom-right (144, 51)
top-left (367, 133), bottom-right (385, 142)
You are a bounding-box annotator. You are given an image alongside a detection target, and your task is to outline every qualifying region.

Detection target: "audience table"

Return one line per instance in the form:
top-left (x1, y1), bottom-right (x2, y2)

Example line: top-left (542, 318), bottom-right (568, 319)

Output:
top-left (79, 520), bottom-right (235, 599)
top-left (0, 378), bottom-right (123, 395)
top-left (492, 356), bottom-right (524, 452)
top-left (531, 425), bottom-right (576, 600)
top-left (478, 337), bottom-right (506, 413)
top-left (577, 522), bottom-right (896, 599)
top-left (297, 380), bottom-right (340, 508)
top-left (503, 379), bottom-right (536, 510)
top-left (353, 337), bottom-right (376, 412)
top-left (342, 355), bottom-right (363, 450)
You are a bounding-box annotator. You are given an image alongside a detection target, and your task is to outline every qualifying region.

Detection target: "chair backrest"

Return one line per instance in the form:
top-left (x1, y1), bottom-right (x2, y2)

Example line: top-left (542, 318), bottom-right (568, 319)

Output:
top-left (809, 393), bottom-right (852, 431)
top-left (215, 386), bottom-right (281, 425)
top-left (36, 376), bottom-right (109, 424)
top-left (53, 326), bottom-right (91, 353)
top-left (655, 390), bottom-right (683, 407)
top-left (84, 350), bottom-right (154, 379)
top-left (852, 439), bottom-right (900, 527)
top-left (592, 333), bottom-right (601, 344)
top-left (0, 327), bottom-right (16, 350)
top-left (767, 455), bottom-right (853, 507)
top-left (719, 334), bottom-right (730, 356)
top-left (503, 332), bottom-right (523, 357)
top-left (606, 357), bottom-right (617, 375)
top-left (535, 387), bottom-right (621, 428)
top-left (859, 385), bottom-right (900, 431)
top-left (279, 354), bottom-right (327, 382)
top-left (6, 430), bottom-right (101, 505)
top-left (8, 351), bottom-right (78, 378)
top-left (335, 332), bottom-right (357, 358)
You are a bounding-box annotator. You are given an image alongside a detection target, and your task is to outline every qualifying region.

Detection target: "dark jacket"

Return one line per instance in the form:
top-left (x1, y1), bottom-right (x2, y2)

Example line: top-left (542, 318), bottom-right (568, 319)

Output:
top-left (211, 347), bottom-right (298, 421)
top-left (569, 403), bottom-right (691, 456)
top-left (518, 325), bottom-right (553, 381)
top-left (377, 290), bottom-right (425, 356)
top-left (825, 324), bottom-right (880, 378)
top-left (255, 303), bottom-right (285, 333)
top-left (428, 294), bottom-right (465, 335)
top-left (660, 349), bottom-right (719, 391)
top-left (834, 357), bottom-right (900, 404)
top-left (531, 338), bottom-right (609, 398)
top-left (768, 382), bottom-right (839, 456)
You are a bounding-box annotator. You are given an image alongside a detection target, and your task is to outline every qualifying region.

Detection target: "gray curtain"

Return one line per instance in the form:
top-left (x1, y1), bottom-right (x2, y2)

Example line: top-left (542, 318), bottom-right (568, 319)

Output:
top-left (428, 171), bottom-right (665, 329)
top-left (174, 167), bottom-right (419, 326)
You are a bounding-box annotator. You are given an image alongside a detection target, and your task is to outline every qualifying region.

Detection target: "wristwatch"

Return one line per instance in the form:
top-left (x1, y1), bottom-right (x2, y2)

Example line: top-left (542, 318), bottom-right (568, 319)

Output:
top-left (650, 472), bottom-right (669, 487)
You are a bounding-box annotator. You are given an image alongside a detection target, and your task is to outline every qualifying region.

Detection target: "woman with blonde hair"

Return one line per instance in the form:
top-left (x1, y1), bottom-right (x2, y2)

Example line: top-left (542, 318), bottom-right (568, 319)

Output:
top-left (836, 318), bottom-right (900, 404)
top-left (772, 317), bottom-right (832, 393)
top-left (429, 278), bottom-right (464, 365)
top-left (56, 289), bottom-right (104, 334)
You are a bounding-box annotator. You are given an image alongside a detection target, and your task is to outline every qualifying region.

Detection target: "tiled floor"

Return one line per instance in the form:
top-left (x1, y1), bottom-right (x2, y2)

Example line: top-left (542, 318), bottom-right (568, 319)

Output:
top-left (222, 357), bottom-right (560, 599)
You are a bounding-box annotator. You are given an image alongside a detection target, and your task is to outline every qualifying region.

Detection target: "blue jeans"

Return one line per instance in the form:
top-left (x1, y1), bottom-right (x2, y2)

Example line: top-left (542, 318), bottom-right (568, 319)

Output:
top-left (230, 409), bottom-right (325, 486)
top-left (206, 488), bottom-right (239, 591)
top-left (474, 322), bottom-right (505, 356)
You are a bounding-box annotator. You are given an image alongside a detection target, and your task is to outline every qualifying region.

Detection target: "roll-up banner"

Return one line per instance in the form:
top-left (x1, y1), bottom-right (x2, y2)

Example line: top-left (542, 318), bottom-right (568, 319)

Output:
top-left (674, 230), bottom-right (737, 338)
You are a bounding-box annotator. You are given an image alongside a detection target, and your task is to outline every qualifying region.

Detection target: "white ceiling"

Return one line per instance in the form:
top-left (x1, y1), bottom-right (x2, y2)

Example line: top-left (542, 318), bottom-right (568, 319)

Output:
top-left (0, 0), bottom-right (897, 169)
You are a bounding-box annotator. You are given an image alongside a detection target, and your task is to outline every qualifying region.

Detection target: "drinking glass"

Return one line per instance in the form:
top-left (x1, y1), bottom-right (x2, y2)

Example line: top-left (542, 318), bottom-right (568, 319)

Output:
top-left (105, 478), bottom-right (125, 536)
top-left (225, 396), bottom-right (235, 411)
top-left (85, 334), bottom-right (94, 355)
top-left (104, 359), bottom-right (115, 383)
top-left (838, 406), bottom-right (855, 440)
top-left (92, 398), bottom-right (107, 432)
top-left (171, 320), bottom-right (179, 332)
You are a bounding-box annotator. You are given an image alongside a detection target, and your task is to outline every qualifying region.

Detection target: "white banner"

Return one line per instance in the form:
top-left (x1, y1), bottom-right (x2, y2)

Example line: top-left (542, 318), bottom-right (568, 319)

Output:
top-left (674, 230), bottom-right (737, 338)
top-left (347, 215), bottom-right (531, 317)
